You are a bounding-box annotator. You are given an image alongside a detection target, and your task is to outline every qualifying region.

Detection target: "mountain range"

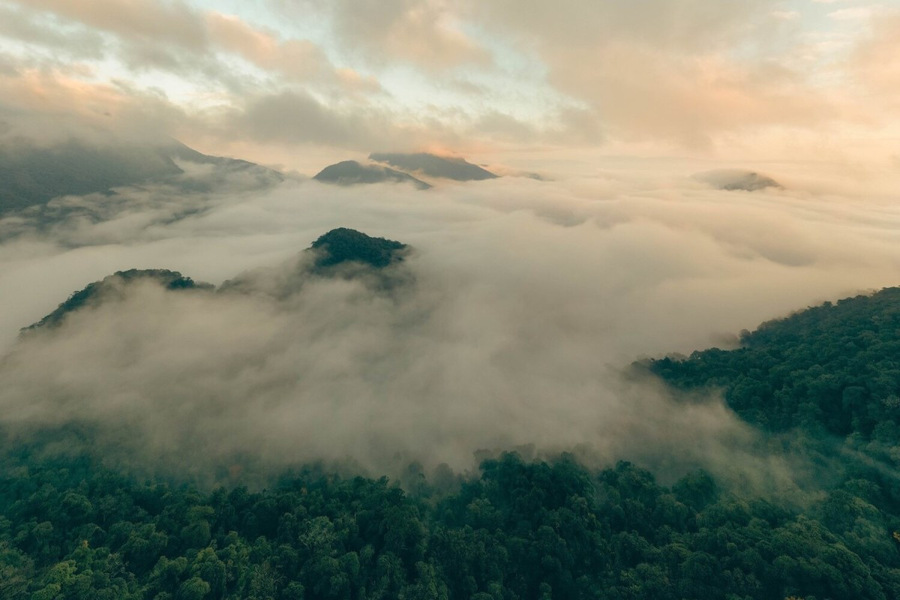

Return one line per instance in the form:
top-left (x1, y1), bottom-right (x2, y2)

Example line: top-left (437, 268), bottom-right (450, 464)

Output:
top-left (0, 138), bottom-right (283, 215)
top-left (4, 247), bottom-right (900, 599)
top-left (694, 169), bottom-right (782, 192)
top-left (313, 152), bottom-right (499, 189)
top-left (313, 160), bottom-right (431, 189)
top-left (25, 228), bottom-right (409, 332)
top-left (369, 152), bottom-right (498, 181)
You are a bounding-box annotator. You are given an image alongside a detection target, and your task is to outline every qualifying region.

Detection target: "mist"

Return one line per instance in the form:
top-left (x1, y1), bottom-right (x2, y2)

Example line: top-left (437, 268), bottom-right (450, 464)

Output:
top-left (1, 160), bottom-right (899, 487)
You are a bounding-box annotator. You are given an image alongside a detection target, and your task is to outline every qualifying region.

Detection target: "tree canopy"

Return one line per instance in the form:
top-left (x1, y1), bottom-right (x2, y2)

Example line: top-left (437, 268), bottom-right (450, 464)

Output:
top-left (5, 284), bottom-right (900, 599)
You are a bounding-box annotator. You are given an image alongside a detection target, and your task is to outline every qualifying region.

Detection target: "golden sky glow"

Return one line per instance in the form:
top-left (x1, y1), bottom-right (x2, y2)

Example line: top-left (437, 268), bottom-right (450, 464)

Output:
top-left (0, 0), bottom-right (898, 170)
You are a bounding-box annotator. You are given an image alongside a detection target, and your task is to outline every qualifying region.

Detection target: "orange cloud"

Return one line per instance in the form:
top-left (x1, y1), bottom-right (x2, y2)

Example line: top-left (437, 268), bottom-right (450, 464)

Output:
top-left (850, 11), bottom-right (900, 106)
top-left (205, 12), bottom-right (332, 82)
top-left (316, 0), bottom-right (490, 71)
top-left (0, 68), bottom-right (189, 144)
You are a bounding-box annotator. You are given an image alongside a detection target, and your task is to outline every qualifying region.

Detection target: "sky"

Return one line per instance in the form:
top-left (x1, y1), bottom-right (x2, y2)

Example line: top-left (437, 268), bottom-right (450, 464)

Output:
top-left (0, 0), bottom-right (898, 172)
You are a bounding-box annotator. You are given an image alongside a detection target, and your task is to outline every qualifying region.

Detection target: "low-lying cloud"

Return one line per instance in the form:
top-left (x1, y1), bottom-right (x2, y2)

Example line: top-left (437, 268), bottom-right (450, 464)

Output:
top-left (1, 160), bottom-right (899, 488)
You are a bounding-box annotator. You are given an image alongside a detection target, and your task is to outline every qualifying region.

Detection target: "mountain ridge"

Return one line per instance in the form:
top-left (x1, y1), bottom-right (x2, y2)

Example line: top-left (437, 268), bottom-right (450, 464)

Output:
top-left (313, 160), bottom-right (430, 189)
top-left (369, 152), bottom-right (498, 181)
top-left (0, 138), bottom-right (283, 214)
top-left (25, 228), bottom-right (410, 331)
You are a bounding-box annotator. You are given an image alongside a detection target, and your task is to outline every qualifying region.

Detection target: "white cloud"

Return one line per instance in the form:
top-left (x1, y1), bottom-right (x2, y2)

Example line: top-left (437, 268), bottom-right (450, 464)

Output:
top-left (828, 7), bottom-right (877, 20)
top-left (1, 155), bottom-right (898, 484)
top-left (771, 10), bottom-right (801, 20)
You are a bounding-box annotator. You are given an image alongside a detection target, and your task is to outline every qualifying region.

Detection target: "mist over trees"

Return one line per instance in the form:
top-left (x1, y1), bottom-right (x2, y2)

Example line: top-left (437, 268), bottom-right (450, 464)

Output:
top-left (3, 277), bottom-right (900, 598)
top-left (2, 439), bottom-right (899, 599)
top-left (24, 270), bottom-right (212, 332)
top-left (646, 287), bottom-right (900, 446)
top-left (3, 1), bottom-right (900, 596)
top-left (2, 138), bottom-right (900, 600)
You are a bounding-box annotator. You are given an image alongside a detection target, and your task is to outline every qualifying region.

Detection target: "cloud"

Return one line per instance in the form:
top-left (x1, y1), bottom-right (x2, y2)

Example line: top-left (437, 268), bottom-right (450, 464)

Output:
top-left (770, 10), bottom-right (800, 21)
top-left (1, 0), bottom-right (895, 161)
top-left (470, 0), bottom-right (774, 52)
top-left (827, 7), bottom-right (876, 21)
top-left (299, 0), bottom-right (490, 71)
top-left (229, 90), bottom-right (384, 147)
top-left (0, 71), bottom-right (191, 144)
top-left (466, 0), bottom-right (842, 148)
top-left (221, 89), bottom-right (462, 152)
top-left (1, 155), bottom-right (899, 487)
top-left (205, 12), bottom-right (338, 83)
top-left (2, 1), bottom-right (371, 115)
top-left (849, 10), bottom-right (900, 106)
top-left (468, 111), bottom-right (537, 142)
top-left (19, 0), bottom-right (209, 51)
top-left (0, 3), bottom-right (106, 60)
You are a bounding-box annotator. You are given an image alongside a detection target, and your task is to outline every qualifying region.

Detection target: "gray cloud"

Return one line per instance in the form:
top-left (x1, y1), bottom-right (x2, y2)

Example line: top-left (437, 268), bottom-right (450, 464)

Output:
top-left (296, 0), bottom-right (491, 71)
top-left (19, 0), bottom-right (210, 52)
top-left (0, 3), bottom-right (107, 60)
top-left (230, 90), bottom-right (401, 149)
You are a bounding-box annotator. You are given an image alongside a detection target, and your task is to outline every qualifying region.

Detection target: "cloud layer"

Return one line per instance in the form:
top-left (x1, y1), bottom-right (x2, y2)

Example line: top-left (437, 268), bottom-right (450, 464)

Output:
top-left (1, 156), bottom-right (899, 488)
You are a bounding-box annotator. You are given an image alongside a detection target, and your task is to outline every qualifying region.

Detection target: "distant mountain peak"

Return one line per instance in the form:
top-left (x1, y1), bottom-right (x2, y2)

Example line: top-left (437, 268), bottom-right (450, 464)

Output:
top-left (313, 160), bottom-right (431, 189)
top-left (694, 169), bottom-right (782, 192)
top-left (25, 269), bottom-right (211, 332)
top-left (0, 138), bottom-right (283, 216)
top-left (25, 230), bottom-right (411, 333)
top-left (309, 227), bottom-right (408, 270)
top-left (218, 227), bottom-right (413, 297)
top-left (368, 152), bottom-right (497, 181)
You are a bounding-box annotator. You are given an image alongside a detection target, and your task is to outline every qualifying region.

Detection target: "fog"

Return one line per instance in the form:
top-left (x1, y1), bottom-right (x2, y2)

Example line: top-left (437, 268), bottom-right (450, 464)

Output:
top-left (1, 161), bottom-right (899, 487)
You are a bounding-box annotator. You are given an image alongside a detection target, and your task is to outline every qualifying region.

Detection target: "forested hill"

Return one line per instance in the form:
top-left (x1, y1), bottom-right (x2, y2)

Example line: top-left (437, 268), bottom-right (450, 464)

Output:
top-left (3, 286), bottom-right (900, 598)
top-left (309, 228), bottom-right (407, 270)
top-left (3, 447), bottom-right (899, 600)
top-left (0, 139), bottom-right (282, 215)
top-left (24, 270), bottom-right (210, 332)
top-left (23, 228), bottom-right (408, 333)
top-left (645, 287), bottom-right (900, 446)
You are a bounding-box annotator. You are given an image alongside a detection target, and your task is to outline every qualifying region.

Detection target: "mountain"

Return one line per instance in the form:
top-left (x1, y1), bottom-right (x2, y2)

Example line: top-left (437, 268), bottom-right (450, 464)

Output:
top-left (25, 269), bottom-right (212, 332)
top-left (30, 229), bottom-right (410, 328)
top-left (156, 139), bottom-right (284, 192)
top-left (645, 286), bottom-right (900, 440)
top-left (313, 160), bottom-right (431, 189)
top-left (309, 227), bottom-right (408, 270)
top-left (694, 169), bottom-right (782, 191)
top-left (5, 251), bottom-right (900, 599)
top-left (223, 227), bottom-right (411, 295)
top-left (369, 152), bottom-right (498, 181)
top-left (0, 138), bottom-right (283, 214)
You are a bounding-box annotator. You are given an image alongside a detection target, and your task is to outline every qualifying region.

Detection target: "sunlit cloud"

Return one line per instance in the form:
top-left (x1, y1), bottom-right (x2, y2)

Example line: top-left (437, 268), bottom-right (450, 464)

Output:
top-left (0, 0), bottom-right (894, 165)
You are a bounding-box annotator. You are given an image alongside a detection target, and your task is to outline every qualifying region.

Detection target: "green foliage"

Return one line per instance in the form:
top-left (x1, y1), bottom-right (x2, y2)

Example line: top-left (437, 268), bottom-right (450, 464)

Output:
top-left (647, 287), bottom-right (900, 444)
top-left (2, 448), bottom-right (899, 600)
top-left (5, 286), bottom-right (900, 598)
top-left (25, 270), bottom-right (212, 331)
top-left (310, 228), bottom-right (407, 270)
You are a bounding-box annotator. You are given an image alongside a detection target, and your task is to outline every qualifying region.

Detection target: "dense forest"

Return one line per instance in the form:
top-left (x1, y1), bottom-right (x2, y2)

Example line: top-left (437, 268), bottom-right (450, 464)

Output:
top-left (2, 287), bottom-right (900, 599)
top-left (647, 288), bottom-right (900, 459)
